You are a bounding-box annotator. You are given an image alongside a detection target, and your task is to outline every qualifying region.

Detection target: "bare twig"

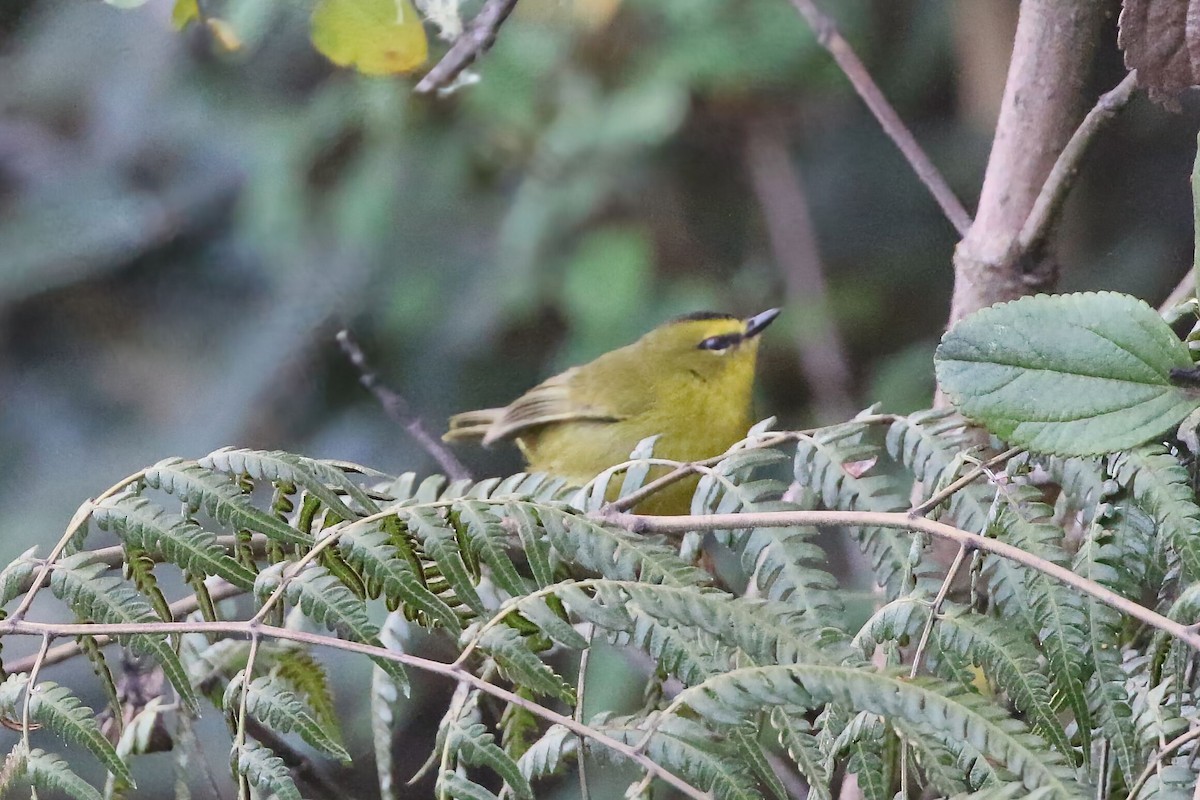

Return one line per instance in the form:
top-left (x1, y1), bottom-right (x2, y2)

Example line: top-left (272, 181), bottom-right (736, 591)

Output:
top-left (576, 624), bottom-right (595, 800)
top-left (909, 446), bottom-right (1023, 518)
top-left (0, 617), bottom-right (709, 800)
top-left (1017, 71), bottom-right (1139, 258)
top-left (744, 116), bottom-right (857, 423)
top-left (786, 0), bottom-right (972, 236)
top-left (1159, 270), bottom-right (1196, 317)
top-left (1127, 724), bottom-right (1200, 800)
top-left (604, 508), bottom-right (1200, 653)
top-left (336, 329), bottom-right (471, 482)
top-left (414, 0), bottom-right (519, 95)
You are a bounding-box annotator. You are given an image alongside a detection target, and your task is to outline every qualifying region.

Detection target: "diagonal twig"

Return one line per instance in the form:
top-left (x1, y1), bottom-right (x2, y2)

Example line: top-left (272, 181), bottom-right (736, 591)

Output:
top-left (415, 0), bottom-right (519, 94)
top-left (336, 329), bottom-right (471, 481)
top-left (786, 0), bottom-right (972, 236)
top-left (1017, 71), bottom-right (1139, 258)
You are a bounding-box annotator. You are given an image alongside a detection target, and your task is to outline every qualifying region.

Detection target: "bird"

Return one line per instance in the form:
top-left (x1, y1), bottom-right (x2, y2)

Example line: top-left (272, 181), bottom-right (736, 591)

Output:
top-left (444, 308), bottom-right (780, 514)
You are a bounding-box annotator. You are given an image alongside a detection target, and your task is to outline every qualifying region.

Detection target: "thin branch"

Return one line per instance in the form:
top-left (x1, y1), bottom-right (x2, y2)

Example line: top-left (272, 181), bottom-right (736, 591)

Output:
top-left (575, 624), bottom-right (595, 800)
top-left (0, 617), bottom-right (709, 800)
top-left (414, 0), bottom-right (519, 95)
top-left (5, 579), bottom-right (245, 675)
top-left (1016, 71), bottom-right (1139, 258)
top-left (336, 329), bottom-right (471, 481)
top-left (1127, 724), bottom-right (1200, 800)
top-left (909, 446), bottom-right (1023, 518)
top-left (786, 0), bottom-right (972, 236)
top-left (1159, 269), bottom-right (1196, 318)
top-left (908, 544), bottom-right (969, 679)
top-left (604, 508), bottom-right (1200, 653)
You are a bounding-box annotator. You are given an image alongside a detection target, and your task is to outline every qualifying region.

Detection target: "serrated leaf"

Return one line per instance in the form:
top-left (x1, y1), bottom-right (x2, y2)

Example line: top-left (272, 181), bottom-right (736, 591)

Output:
top-left (935, 292), bottom-right (1197, 455)
top-left (311, 0), bottom-right (429, 75)
top-left (235, 742), bottom-right (302, 800)
top-left (25, 749), bottom-right (103, 800)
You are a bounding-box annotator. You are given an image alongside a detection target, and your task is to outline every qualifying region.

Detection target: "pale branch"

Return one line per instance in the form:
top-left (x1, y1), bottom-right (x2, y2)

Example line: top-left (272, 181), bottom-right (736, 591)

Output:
top-left (1159, 269), bottom-right (1196, 317)
top-left (414, 0), bottom-right (519, 95)
top-left (4, 579), bottom-right (245, 675)
top-left (786, 0), bottom-right (972, 236)
top-left (606, 508), bottom-right (1200, 653)
top-left (0, 617), bottom-right (709, 800)
top-left (336, 329), bottom-right (471, 481)
top-left (909, 445), bottom-right (1023, 518)
top-left (1126, 724), bottom-right (1200, 800)
top-left (1016, 71), bottom-right (1139, 259)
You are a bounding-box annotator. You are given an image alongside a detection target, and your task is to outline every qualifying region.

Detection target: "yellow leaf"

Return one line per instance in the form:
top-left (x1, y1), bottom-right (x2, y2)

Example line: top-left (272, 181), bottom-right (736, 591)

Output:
top-left (310, 0), bottom-right (429, 76)
top-left (171, 0), bottom-right (199, 30)
top-left (205, 17), bottom-right (243, 52)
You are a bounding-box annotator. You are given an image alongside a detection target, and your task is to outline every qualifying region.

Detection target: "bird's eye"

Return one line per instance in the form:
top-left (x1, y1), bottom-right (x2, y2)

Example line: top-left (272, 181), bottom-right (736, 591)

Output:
top-left (698, 334), bottom-right (738, 352)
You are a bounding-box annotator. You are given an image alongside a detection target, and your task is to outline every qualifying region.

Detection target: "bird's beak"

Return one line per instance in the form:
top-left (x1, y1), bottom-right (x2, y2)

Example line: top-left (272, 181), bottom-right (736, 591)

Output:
top-left (744, 308), bottom-right (781, 338)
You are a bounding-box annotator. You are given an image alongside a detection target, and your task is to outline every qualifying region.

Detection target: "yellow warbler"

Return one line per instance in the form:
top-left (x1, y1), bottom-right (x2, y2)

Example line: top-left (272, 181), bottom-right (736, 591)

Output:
top-left (444, 309), bottom-right (779, 514)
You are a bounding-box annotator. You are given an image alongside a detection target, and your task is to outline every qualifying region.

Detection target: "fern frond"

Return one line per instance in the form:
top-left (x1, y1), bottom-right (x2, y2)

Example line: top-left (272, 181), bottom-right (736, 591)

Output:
top-left (93, 494), bottom-right (258, 590)
top-left (337, 522), bottom-right (463, 632)
top-left (49, 554), bottom-right (197, 712)
top-left (229, 674), bottom-right (351, 763)
top-left (200, 448), bottom-right (364, 521)
top-left (145, 457), bottom-right (312, 547)
top-left (597, 714), bottom-right (761, 800)
top-left (794, 423), bottom-right (917, 597)
top-left (1111, 444), bottom-right (1200, 581)
top-left (536, 505), bottom-right (709, 586)
top-left (475, 625), bottom-right (573, 702)
top-left (0, 675), bottom-right (132, 787)
top-left (737, 522), bottom-right (840, 615)
top-left (23, 748), bottom-right (103, 800)
top-left (0, 547), bottom-right (37, 609)
top-left (444, 713), bottom-right (534, 799)
top-left (438, 770), bottom-right (502, 800)
top-left (403, 507), bottom-right (488, 614)
top-left (234, 742), bottom-right (302, 800)
top-left (454, 500), bottom-right (533, 597)
top-left (676, 664), bottom-right (1086, 799)
top-left (769, 709), bottom-right (832, 800)
top-left (985, 490), bottom-right (1091, 753)
top-left (505, 501), bottom-right (557, 588)
top-left (263, 563), bottom-right (409, 691)
top-left (516, 723), bottom-right (575, 782)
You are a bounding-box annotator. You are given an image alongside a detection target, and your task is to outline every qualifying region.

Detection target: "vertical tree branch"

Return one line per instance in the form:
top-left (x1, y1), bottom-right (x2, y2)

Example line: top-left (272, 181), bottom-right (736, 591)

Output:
top-left (949, 0), bottom-right (1108, 325)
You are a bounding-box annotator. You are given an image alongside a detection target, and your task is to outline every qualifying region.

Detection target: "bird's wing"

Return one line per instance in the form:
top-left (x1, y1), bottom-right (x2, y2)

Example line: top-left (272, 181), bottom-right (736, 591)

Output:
top-left (443, 408), bottom-right (505, 442)
top-left (480, 368), bottom-right (627, 446)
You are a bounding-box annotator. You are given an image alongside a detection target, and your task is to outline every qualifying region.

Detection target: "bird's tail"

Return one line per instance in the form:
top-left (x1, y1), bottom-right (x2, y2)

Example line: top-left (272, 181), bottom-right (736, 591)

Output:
top-left (443, 408), bottom-right (503, 443)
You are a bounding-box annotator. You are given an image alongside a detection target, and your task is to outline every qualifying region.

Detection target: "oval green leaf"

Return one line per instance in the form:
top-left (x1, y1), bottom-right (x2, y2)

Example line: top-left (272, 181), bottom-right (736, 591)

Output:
top-left (935, 291), bottom-right (1199, 455)
top-left (310, 0), bottom-right (428, 76)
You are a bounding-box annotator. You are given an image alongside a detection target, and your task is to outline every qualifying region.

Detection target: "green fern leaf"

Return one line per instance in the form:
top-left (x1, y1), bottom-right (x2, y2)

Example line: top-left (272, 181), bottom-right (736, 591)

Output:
top-left (516, 723), bottom-right (575, 782)
top-left (445, 715), bottom-right (534, 800)
top-left (596, 714), bottom-right (761, 800)
top-left (730, 725), bottom-right (789, 800)
top-left (0, 547), bottom-right (37, 608)
top-left (404, 507), bottom-right (487, 614)
top-left (476, 625), bottom-right (573, 702)
top-left (145, 457), bottom-right (312, 547)
top-left (234, 742), bottom-right (302, 800)
top-left (505, 502), bottom-right (557, 588)
top-left (0, 675), bottom-right (132, 787)
top-left (200, 448), bottom-right (362, 521)
top-left (536, 505), bottom-right (709, 586)
top-left (1111, 444), bottom-right (1200, 581)
top-left (985, 493), bottom-right (1091, 754)
top-left (737, 522), bottom-right (840, 615)
top-left (229, 674), bottom-right (351, 762)
top-left (676, 664), bottom-right (1086, 799)
top-left (338, 523), bottom-right (462, 632)
top-left (454, 500), bottom-right (532, 597)
top-left (24, 748), bottom-right (103, 800)
top-left (266, 563), bottom-right (409, 692)
top-left (769, 710), bottom-right (831, 800)
top-left (92, 495), bottom-right (257, 590)
top-left (438, 771), bottom-right (501, 800)
top-left (270, 647), bottom-right (343, 741)
top-left (49, 554), bottom-right (198, 712)
top-left (794, 424), bottom-right (917, 596)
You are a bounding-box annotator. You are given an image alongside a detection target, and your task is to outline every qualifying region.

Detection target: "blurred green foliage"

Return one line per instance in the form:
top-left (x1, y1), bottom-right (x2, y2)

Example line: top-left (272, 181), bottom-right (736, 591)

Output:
top-left (0, 2), bottom-right (1195, 791)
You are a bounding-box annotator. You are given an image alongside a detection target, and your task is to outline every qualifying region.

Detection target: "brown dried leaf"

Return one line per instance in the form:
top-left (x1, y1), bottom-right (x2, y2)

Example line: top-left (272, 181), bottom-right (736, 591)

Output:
top-left (1119, 0), bottom-right (1200, 109)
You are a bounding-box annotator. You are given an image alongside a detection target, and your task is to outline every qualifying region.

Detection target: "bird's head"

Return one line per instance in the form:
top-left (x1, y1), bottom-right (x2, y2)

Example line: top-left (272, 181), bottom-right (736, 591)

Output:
top-left (636, 308), bottom-right (780, 387)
